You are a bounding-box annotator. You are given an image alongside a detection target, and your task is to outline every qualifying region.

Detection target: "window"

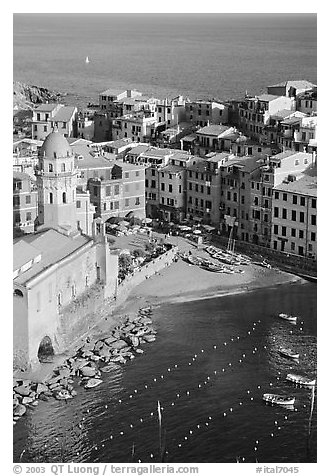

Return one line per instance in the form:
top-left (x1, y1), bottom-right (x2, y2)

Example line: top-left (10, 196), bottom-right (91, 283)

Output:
top-left (227, 191), bottom-right (231, 201)
top-left (299, 212), bottom-right (305, 223)
top-left (195, 184), bottom-right (199, 192)
top-left (283, 193), bottom-right (287, 201)
top-left (125, 198), bottom-right (129, 207)
top-left (49, 192), bottom-right (53, 204)
top-left (49, 164), bottom-right (53, 172)
top-left (125, 172), bottom-right (129, 179)
top-left (241, 195), bottom-right (245, 205)
top-left (135, 171), bottom-right (140, 177)
top-left (233, 193), bottom-right (237, 202)
top-left (76, 200), bottom-right (81, 208)
top-left (169, 184), bottom-right (173, 193)
top-left (291, 228), bottom-right (296, 237)
top-left (62, 192), bottom-right (67, 204)
top-left (311, 215), bottom-right (316, 226)
top-left (135, 197), bottom-right (140, 206)
top-left (188, 182), bottom-right (192, 190)
top-left (274, 207), bottom-right (279, 218)
top-left (299, 230), bottom-right (304, 239)
top-left (311, 232), bottom-right (316, 242)
top-left (274, 224), bottom-right (278, 234)
top-left (273, 240), bottom-right (278, 250)
top-left (26, 212), bottom-right (32, 221)
top-left (282, 226), bottom-right (287, 237)
top-left (151, 180), bottom-right (156, 188)
top-left (114, 185), bottom-right (120, 195)
top-left (293, 195), bottom-right (297, 205)
top-left (311, 198), bottom-right (316, 209)
top-left (300, 197), bottom-right (305, 206)
top-left (282, 208), bottom-right (287, 219)
top-left (103, 202), bottom-right (107, 211)
top-left (161, 183), bottom-right (165, 191)
top-left (125, 184), bottom-right (129, 193)
top-left (71, 284), bottom-right (76, 298)
top-left (106, 186), bottom-right (111, 196)
top-left (207, 187), bottom-right (211, 195)
top-left (291, 243), bottom-right (295, 251)
top-left (13, 196), bottom-right (20, 207)
top-left (61, 163), bottom-right (66, 172)
top-left (274, 191), bottom-right (279, 199)
top-left (291, 210), bottom-right (296, 221)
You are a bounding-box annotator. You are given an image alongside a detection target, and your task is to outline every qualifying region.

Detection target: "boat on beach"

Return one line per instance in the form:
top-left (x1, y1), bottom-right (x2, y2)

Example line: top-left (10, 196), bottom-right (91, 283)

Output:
top-left (278, 313), bottom-right (298, 323)
top-left (286, 373), bottom-right (316, 387)
top-left (263, 393), bottom-right (295, 406)
top-left (279, 348), bottom-right (300, 359)
top-left (84, 378), bottom-right (103, 389)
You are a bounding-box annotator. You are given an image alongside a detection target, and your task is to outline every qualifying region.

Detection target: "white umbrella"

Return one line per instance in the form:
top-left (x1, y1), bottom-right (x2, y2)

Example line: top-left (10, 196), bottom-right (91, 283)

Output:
top-left (193, 229), bottom-right (202, 235)
top-left (142, 218), bottom-right (152, 224)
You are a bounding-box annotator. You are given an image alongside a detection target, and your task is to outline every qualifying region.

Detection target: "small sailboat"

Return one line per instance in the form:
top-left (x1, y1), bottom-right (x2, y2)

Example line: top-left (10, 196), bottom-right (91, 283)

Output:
top-left (279, 348), bottom-right (300, 360)
top-left (85, 56), bottom-right (90, 64)
top-left (278, 313), bottom-right (298, 323)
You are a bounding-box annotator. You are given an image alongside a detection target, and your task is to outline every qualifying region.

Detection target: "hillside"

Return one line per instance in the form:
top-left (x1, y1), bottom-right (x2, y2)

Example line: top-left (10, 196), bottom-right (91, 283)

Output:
top-left (13, 81), bottom-right (63, 110)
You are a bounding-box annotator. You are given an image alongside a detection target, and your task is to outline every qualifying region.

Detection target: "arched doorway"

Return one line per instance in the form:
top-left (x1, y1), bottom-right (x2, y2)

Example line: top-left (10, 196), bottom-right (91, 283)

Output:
top-left (37, 336), bottom-right (54, 363)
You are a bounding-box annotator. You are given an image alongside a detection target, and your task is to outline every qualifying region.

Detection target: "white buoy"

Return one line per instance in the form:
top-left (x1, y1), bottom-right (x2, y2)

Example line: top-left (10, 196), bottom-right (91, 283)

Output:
top-left (120, 431), bottom-right (124, 435)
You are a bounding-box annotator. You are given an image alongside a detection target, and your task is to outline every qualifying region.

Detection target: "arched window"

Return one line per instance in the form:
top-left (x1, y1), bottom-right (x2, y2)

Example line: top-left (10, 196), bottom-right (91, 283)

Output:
top-left (13, 289), bottom-right (23, 297)
top-left (61, 163), bottom-right (66, 172)
top-left (57, 292), bottom-right (62, 307)
top-left (49, 192), bottom-right (53, 204)
top-left (49, 163), bottom-right (53, 172)
top-left (62, 192), bottom-right (66, 204)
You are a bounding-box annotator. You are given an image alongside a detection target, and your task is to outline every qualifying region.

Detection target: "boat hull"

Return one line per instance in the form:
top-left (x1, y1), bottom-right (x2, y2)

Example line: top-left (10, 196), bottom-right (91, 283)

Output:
top-left (286, 374), bottom-right (316, 386)
top-left (263, 393), bottom-right (295, 406)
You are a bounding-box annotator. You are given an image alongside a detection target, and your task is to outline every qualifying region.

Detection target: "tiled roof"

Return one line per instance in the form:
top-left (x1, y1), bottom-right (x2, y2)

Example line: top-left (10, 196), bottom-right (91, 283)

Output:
top-left (13, 241), bottom-right (41, 272)
top-left (14, 230), bottom-right (92, 285)
top-left (73, 144), bottom-right (115, 169)
top-left (126, 145), bottom-right (151, 156)
top-left (161, 164), bottom-right (184, 174)
top-left (271, 109), bottom-right (293, 119)
top-left (197, 125), bottom-right (230, 136)
top-left (274, 174), bottom-right (317, 196)
top-left (53, 106), bottom-right (77, 122)
top-left (100, 88), bottom-right (126, 97)
top-left (257, 94), bottom-right (280, 102)
top-left (34, 103), bottom-right (59, 112)
top-left (141, 148), bottom-right (174, 158)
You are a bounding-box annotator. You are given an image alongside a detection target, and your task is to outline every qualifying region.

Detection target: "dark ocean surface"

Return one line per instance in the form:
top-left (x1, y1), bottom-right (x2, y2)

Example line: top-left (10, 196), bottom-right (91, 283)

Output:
top-left (13, 13), bottom-right (317, 106)
top-left (13, 281), bottom-right (317, 463)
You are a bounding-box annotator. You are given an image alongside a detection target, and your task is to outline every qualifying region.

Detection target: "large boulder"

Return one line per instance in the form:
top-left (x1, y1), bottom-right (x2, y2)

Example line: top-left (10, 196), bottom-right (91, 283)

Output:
top-left (104, 336), bottom-right (117, 346)
top-left (58, 367), bottom-right (71, 378)
top-left (109, 339), bottom-right (128, 350)
top-left (14, 404), bottom-right (26, 417)
top-left (14, 386), bottom-right (31, 397)
top-left (80, 366), bottom-right (96, 378)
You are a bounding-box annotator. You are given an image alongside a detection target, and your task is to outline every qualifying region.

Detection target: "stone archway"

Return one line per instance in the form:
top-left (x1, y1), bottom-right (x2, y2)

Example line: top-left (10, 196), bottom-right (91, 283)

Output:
top-left (37, 336), bottom-right (55, 363)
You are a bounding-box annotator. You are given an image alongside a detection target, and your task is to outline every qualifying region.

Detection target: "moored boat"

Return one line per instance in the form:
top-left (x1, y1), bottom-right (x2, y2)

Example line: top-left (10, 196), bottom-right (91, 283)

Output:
top-left (263, 393), bottom-right (295, 406)
top-left (286, 373), bottom-right (316, 387)
top-left (84, 378), bottom-right (103, 389)
top-left (278, 313), bottom-right (297, 322)
top-left (279, 348), bottom-right (300, 359)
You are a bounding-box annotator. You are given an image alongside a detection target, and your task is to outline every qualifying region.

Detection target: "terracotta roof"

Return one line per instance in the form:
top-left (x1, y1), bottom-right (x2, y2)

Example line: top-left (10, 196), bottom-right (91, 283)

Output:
top-left (274, 174), bottom-right (317, 197)
top-left (53, 106), bottom-right (77, 122)
top-left (197, 125), bottom-right (230, 136)
top-left (14, 229), bottom-right (92, 285)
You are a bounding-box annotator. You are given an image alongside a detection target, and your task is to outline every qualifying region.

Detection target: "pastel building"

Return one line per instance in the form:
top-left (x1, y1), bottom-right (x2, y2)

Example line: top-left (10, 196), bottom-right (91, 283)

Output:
top-left (194, 124), bottom-right (236, 156)
top-left (13, 172), bottom-right (38, 235)
top-left (31, 104), bottom-right (77, 141)
top-left (185, 100), bottom-right (228, 126)
top-left (271, 172), bottom-right (317, 258)
top-left (87, 161), bottom-right (146, 221)
top-left (267, 80), bottom-right (316, 98)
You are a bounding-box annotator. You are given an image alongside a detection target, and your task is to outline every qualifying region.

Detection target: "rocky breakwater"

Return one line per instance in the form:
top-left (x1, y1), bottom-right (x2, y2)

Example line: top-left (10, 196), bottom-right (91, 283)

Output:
top-left (13, 307), bottom-right (156, 425)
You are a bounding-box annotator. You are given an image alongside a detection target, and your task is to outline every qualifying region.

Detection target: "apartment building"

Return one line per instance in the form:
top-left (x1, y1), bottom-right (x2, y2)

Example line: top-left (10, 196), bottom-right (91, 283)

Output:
top-left (271, 172), bottom-right (317, 258)
top-left (238, 94), bottom-right (294, 142)
top-left (186, 155), bottom-right (224, 225)
top-left (296, 88), bottom-right (317, 115)
top-left (13, 172), bottom-right (38, 234)
top-left (267, 80), bottom-right (316, 98)
top-left (31, 104), bottom-right (77, 141)
top-left (194, 124), bottom-right (236, 156)
top-left (88, 161), bottom-right (146, 221)
top-left (185, 100), bottom-right (228, 126)
top-left (112, 112), bottom-right (157, 143)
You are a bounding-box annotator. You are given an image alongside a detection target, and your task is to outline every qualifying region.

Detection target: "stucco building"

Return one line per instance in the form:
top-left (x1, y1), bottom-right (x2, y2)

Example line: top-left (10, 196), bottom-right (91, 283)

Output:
top-left (13, 172), bottom-right (38, 235)
top-left (271, 171), bottom-right (317, 258)
top-left (31, 104), bottom-right (77, 141)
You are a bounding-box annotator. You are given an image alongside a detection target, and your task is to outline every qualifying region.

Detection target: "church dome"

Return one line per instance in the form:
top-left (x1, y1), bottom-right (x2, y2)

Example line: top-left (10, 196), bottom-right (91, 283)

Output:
top-left (39, 130), bottom-right (72, 159)
top-left (236, 134), bottom-right (248, 144)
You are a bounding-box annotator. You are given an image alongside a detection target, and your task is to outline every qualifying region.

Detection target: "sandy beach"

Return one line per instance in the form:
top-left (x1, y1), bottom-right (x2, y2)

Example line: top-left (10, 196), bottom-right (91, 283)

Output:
top-left (102, 234), bottom-right (304, 325)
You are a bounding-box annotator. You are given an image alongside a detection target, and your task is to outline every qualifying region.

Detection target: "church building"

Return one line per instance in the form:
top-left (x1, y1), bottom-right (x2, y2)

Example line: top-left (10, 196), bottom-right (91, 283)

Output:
top-left (13, 131), bottom-right (118, 370)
